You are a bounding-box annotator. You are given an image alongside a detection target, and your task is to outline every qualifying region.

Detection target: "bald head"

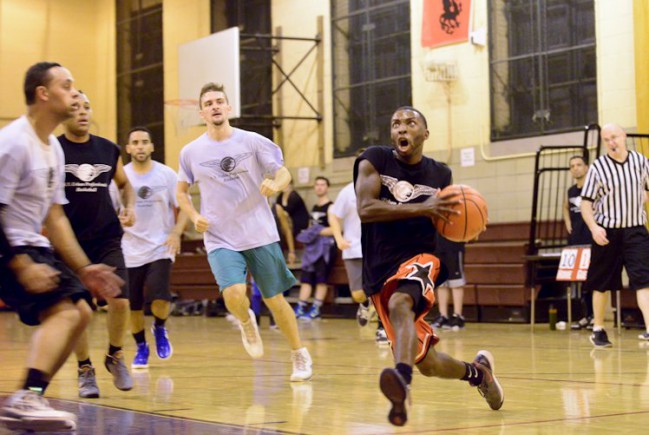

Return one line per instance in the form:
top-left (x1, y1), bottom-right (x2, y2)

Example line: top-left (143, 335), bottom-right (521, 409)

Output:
top-left (601, 123), bottom-right (627, 158)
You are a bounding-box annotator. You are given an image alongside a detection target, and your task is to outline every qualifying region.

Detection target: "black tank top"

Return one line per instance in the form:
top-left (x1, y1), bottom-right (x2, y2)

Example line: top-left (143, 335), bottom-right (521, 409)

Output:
top-left (58, 134), bottom-right (123, 242)
top-left (353, 146), bottom-right (452, 296)
top-left (310, 201), bottom-right (332, 227)
top-left (567, 184), bottom-right (592, 245)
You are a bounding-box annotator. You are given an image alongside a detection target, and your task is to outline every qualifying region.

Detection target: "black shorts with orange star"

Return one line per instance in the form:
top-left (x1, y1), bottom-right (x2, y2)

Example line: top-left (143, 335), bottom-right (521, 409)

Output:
top-left (370, 253), bottom-right (443, 363)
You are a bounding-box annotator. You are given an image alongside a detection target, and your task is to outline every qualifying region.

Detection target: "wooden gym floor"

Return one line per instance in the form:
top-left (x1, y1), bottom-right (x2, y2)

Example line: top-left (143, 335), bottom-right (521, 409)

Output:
top-left (1, 311), bottom-right (649, 434)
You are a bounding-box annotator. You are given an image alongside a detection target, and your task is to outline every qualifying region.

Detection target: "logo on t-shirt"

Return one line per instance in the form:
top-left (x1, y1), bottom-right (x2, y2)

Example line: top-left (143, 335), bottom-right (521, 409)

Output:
top-left (199, 153), bottom-right (253, 179)
top-left (137, 185), bottom-right (167, 200)
top-left (380, 175), bottom-right (438, 203)
top-left (65, 164), bottom-right (111, 182)
top-left (569, 196), bottom-right (582, 213)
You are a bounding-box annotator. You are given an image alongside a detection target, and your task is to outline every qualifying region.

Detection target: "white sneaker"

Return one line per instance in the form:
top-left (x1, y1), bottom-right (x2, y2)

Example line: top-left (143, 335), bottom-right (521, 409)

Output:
top-left (375, 327), bottom-right (389, 346)
top-left (238, 309), bottom-right (264, 359)
top-left (290, 347), bottom-right (313, 382)
top-left (0, 390), bottom-right (77, 432)
top-left (356, 303), bottom-right (370, 327)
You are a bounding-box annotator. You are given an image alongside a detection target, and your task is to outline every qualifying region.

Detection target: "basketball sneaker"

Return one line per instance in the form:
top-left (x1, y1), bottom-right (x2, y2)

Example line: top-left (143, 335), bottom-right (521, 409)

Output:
top-left (152, 325), bottom-right (173, 359)
top-left (305, 305), bottom-right (321, 321)
top-left (638, 332), bottom-right (649, 341)
top-left (448, 314), bottom-right (466, 331)
top-left (375, 327), bottom-right (389, 345)
top-left (0, 390), bottom-right (76, 432)
top-left (78, 365), bottom-right (100, 398)
top-left (471, 350), bottom-right (504, 410)
top-left (379, 368), bottom-right (411, 426)
top-left (571, 316), bottom-right (592, 330)
top-left (590, 329), bottom-right (613, 348)
top-left (294, 304), bottom-right (306, 319)
top-left (290, 347), bottom-right (313, 382)
top-left (356, 303), bottom-right (370, 327)
top-left (239, 308), bottom-right (264, 359)
top-left (431, 314), bottom-right (449, 330)
top-left (132, 342), bottom-right (150, 369)
top-left (105, 351), bottom-right (133, 391)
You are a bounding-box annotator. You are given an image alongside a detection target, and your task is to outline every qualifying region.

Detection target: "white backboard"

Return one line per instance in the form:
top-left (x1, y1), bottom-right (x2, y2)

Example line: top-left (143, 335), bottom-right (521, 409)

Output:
top-left (178, 26), bottom-right (241, 121)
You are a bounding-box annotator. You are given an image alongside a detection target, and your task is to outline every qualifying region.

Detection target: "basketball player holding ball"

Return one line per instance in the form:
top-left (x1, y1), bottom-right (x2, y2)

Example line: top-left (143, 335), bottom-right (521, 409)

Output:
top-left (353, 106), bottom-right (503, 427)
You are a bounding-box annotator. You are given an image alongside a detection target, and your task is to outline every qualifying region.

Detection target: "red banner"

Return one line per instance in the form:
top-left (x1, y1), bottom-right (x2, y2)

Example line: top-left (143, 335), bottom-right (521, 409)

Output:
top-left (421, 0), bottom-right (472, 48)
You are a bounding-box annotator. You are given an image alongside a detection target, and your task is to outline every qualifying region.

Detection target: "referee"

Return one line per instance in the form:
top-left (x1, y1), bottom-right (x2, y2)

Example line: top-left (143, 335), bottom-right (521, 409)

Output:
top-left (581, 123), bottom-right (649, 348)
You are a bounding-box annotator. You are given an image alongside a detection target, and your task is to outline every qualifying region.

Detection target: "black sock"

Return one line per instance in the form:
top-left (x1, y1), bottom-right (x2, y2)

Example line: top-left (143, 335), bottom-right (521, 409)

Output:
top-left (78, 358), bottom-right (92, 368)
top-left (361, 300), bottom-right (370, 307)
top-left (154, 316), bottom-right (166, 327)
top-left (108, 345), bottom-right (122, 356)
top-left (378, 319), bottom-right (385, 329)
top-left (461, 362), bottom-right (484, 386)
top-left (23, 368), bottom-right (49, 395)
top-left (395, 362), bottom-right (413, 385)
top-left (133, 330), bottom-right (146, 344)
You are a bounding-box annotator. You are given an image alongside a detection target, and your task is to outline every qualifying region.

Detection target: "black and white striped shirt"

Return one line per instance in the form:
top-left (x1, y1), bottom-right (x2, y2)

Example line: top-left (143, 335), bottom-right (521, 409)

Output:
top-left (581, 150), bottom-right (649, 228)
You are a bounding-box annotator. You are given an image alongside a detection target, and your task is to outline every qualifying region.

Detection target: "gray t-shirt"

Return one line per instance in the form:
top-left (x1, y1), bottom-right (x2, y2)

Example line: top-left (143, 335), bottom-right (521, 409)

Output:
top-left (178, 128), bottom-right (283, 253)
top-left (122, 161), bottom-right (179, 268)
top-left (0, 116), bottom-right (67, 248)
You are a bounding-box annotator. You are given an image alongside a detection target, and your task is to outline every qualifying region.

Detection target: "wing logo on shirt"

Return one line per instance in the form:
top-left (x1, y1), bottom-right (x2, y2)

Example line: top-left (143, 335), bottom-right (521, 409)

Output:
top-left (65, 164), bottom-right (112, 182)
top-left (569, 195), bottom-right (582, 213)
top-left (380, 175), bottom-right (438, 203)
top-left (199, 153), bottom-right (253, 174)
top-left (137, 185), bottom-right (167, 200)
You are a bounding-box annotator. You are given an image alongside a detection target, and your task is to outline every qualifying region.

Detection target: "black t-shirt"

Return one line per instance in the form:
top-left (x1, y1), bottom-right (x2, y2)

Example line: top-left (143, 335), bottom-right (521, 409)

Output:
top-left (353, 146), bottom-right (452, 296)
top-left (276, 190), bottom-right (310, 236)
top-left (310, 201), bottom-right (332, 227)
top-left (567, 184), bottom-right (592, 245)
top-left (58, 134), bottom-right (123, 242)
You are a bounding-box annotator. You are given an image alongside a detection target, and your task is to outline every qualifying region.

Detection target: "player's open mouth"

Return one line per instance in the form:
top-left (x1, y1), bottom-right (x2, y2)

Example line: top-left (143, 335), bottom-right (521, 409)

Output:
top-left (398, 138), bottom-right (410, 149)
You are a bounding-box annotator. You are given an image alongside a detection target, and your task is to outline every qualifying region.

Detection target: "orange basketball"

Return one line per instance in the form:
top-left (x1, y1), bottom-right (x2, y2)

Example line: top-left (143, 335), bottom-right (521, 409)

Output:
top-left (434, 184), bottom-right (488, 242)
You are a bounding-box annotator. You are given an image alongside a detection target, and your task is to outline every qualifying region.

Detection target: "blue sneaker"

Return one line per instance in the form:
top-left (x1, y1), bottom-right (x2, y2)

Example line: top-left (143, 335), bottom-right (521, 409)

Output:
top-left (294, 304), bottom-right (307, 318)
top-left (131, 342), bottom-right (149, 369)
top-left (305, 305), bottom-right (321, 321)
top-left (152, 325), bottom-right (173, 359)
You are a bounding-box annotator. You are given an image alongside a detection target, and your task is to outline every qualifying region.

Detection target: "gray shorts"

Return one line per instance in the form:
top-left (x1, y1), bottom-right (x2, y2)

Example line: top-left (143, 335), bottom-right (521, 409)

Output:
top-left (343, 258), bottom-right (363, 291)
top-left (436, 239), bottom-right (466, 289)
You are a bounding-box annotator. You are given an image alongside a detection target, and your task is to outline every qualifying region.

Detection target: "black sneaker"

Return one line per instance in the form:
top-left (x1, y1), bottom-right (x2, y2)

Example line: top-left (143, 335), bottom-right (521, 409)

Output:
top-left (589, 329), bottom-right (612, 348)
top-left (431, 315), bottom-right (449, 330)
top-left (586, 318), bottom-right (594, 330)
top-left (379, 368), bottom-right (410, 426)
top-left (471, 350), bottom-right (504, 410)
top-left (571, 317), bottom-right (591, 330)
top-left (448, 314), bottom-right (466, 330)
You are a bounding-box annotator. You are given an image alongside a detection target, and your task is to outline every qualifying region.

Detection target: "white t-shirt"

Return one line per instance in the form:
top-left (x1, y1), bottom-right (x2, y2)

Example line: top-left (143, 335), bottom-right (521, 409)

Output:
top-left (178, 128), bottom-right (283, 253)
top-left (122, 161), bottom-right (179, 267)
top-left (0, 116), bottom-right (67, 248)
top-left (329, 182), bottom-right (362, 259)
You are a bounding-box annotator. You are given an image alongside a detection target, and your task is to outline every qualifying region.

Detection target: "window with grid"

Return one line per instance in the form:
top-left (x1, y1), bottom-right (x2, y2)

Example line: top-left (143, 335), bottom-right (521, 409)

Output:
top-left (331, 0), bottom-right (412, 157)
top-left (489, 0), bottom-right (597, 140)
top-left (116, 0), bottom-right (164, 161)
top-left (211, 0), bottom-right (273, 140)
